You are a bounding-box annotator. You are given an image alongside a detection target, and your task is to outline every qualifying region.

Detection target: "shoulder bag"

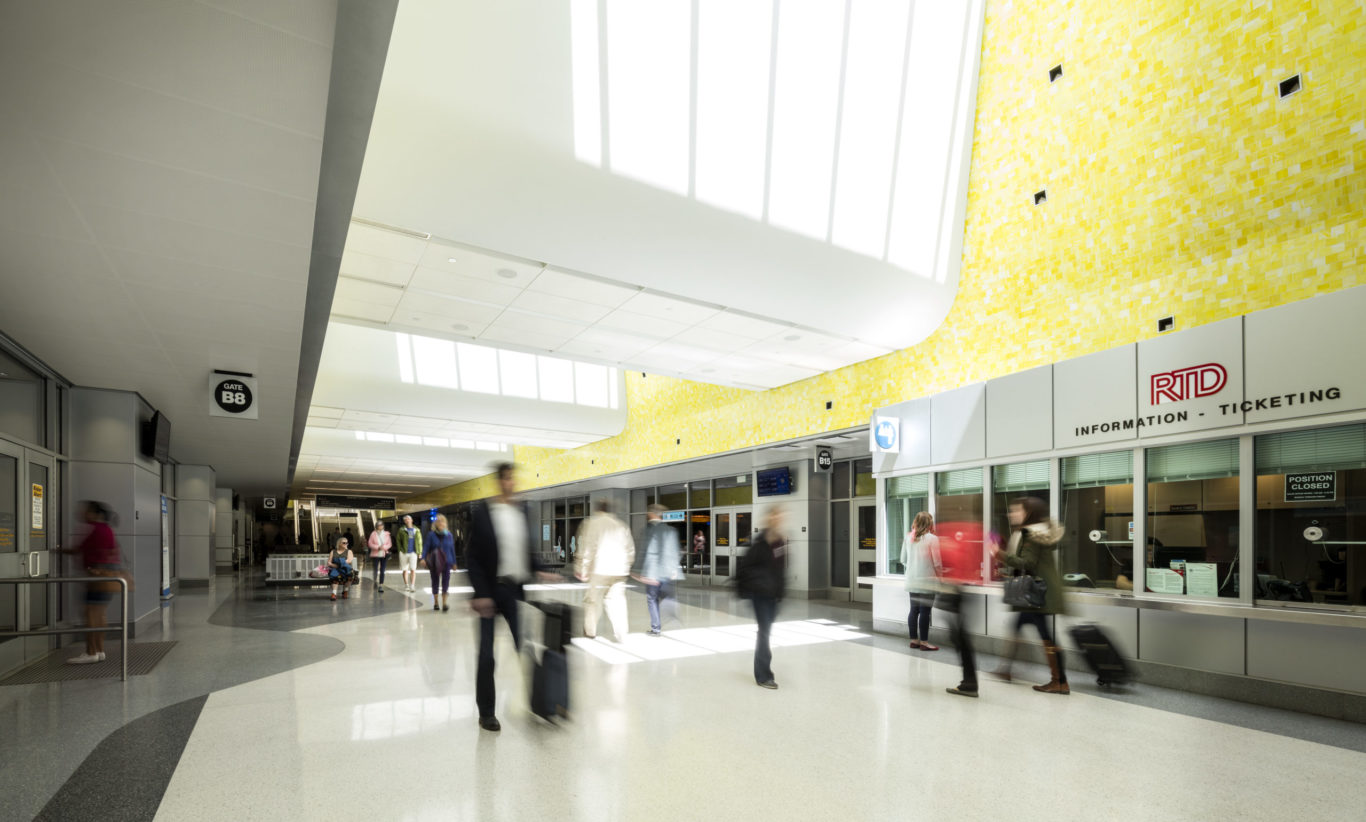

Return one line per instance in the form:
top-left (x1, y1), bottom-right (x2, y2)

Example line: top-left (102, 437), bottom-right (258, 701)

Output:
top-left (1002, 574), bottom-right (1047, 609)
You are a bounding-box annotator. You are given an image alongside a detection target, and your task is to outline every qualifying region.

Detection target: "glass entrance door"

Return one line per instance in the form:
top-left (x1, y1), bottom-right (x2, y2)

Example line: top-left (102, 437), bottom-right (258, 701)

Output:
top-left (709, 508), bottom-right (753, 586)
top-left (854, 502), bottom-right (877, 603)
top-left (0, 439), bottom-right (54, 676)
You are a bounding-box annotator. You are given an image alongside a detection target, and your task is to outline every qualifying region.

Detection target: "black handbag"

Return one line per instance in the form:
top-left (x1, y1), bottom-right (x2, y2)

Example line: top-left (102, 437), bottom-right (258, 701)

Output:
top-left (1002, 574), bottom-right (1048, 609)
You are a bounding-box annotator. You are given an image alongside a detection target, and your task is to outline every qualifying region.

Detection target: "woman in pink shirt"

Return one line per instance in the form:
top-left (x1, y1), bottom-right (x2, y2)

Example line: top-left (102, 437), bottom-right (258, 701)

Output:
top-left (64, 501), bottom-right (126, 664)
top-left (367, 521), bottom-right (394, 593)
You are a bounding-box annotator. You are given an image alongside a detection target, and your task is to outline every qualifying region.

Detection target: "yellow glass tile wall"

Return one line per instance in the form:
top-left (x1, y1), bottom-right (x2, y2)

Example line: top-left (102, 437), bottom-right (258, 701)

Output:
top-left (404, 0), bottom-right (1365, 508)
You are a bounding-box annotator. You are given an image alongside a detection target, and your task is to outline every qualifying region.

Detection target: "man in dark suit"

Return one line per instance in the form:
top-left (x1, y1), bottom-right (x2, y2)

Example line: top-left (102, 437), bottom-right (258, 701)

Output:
top-left (466, 462), bottom-right (551, 731)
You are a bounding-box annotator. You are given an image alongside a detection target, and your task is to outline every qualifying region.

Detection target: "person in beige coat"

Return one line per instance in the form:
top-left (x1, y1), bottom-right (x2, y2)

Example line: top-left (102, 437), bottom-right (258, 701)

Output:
top-left (575, 500), bottom-right (635, 642)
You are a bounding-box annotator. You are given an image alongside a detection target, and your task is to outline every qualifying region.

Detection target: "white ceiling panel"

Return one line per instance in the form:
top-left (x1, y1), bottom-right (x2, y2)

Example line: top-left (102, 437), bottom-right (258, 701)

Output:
top-left (345, 222), bottom-right (429, 263)
top-left (557, 327), bottom-right (657, 360)
top-left (334, 275), bottom-right (405, 307)
top-left (332, 298), bottom-right (396, 324)
top-left (527, 268), bottom-right (640, 307)
top-left (618, 292), bottom-right (722, 325)
top-left (408, 266), bottom-right (525, 305)
top-left (420, 243), bottom-right (543, 287)
top-left (509, 289), bottom-right (615, 324)
top-left (394, 292), bottom-right (505, 326)
top-left (478, 326), bottom-right (579, 351)
top-left (694, 310), bottom-right (795, 339)
top-left (596, 309), bottom-right (689, 340)
top-left (483, 309), bottom-right (587, 339)
top-left (339, 249), bottom-right (418, 286)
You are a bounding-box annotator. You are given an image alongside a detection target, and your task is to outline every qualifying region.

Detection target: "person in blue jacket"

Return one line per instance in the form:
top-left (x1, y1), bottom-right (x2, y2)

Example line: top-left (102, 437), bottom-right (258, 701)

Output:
top-left (424, 514), bottom-right (458, 612)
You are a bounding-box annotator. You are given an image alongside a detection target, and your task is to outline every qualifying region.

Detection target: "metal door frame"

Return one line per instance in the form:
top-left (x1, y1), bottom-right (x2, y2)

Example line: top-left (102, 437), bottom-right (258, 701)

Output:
top-left (709, 506), bottom-right (753, 586)
top-left (0, 438), bottom-right (58, 674)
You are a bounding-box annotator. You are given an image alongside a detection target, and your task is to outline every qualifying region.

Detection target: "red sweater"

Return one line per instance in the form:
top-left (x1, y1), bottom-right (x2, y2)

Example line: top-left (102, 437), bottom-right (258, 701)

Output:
top-left (81, 522), bottom-right (121, 566)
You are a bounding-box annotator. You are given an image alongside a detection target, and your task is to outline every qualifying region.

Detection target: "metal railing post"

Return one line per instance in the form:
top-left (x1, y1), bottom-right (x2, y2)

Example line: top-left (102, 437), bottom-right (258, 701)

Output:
top-left (0, 576), bottom-right (135, 682)
top-left (120, 575), bottom-right (128, 682)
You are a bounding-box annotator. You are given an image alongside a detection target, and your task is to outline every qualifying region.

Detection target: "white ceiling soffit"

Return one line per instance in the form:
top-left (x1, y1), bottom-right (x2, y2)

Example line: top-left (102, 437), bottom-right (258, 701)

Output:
top-left (331, 224), bottom-right (891, 390)
top-left (345, 0), bottom-right (987, 385)
top-left (300, 321), bottom-right (625, 496)
top-left (0, 0), bottom-right (337, 494)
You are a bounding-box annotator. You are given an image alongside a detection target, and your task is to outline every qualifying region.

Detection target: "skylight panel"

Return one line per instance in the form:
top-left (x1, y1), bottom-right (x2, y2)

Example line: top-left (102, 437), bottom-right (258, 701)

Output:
top-left (887, 0), bottom-right (970, 275)
top-left (498, 349), bottom-right (540, 399)
top-left (411, 335), bottom-right (458, 389)
top-left (396, 332), bottom-right (414, 383)
top-left (395, 434), bottom-right (423, 445)
top-left (830, 0), bottom-right (910, 258)
top-left (422, 437), bottom-right (449, 447)
top-left (570, 0), bottom-right (603, 166)
top-left (456, 343), bottom-right (500, 394)
top-left (365, 432), bottom-right (395, 443)
top-left (606, 0), bottom-right (690, 195)
top-left (575, 362), bottom-right (610, 407)
top-left (695, 0), bottom-right (773, 219)
top-left (538, 356), bottom-right (574, 403)
top-left (767, 0), bottom-right (846, 240)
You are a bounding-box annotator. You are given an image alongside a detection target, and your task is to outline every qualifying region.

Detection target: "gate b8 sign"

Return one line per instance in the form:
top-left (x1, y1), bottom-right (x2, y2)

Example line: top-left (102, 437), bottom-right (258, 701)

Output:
top-left (209, 372), bottom-right (258, 419)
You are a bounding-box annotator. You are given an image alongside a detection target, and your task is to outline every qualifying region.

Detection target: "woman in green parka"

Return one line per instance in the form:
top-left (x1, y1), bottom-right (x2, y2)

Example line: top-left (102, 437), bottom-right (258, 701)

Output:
top-left (991, 496), bottom-right (1070, 695)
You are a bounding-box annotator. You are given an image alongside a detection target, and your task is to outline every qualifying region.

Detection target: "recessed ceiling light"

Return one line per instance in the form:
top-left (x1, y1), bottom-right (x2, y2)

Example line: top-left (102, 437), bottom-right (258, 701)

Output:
top-left (447, 257), bottom-right (458, 264)
top-left (496, 268), bottom-right (518, 279)
top-left (410, 316), bottom-right (420, 320)
top-left (452, 323), bottom-right (468, 331)
top-left (700, 367), bottom-right (715, 373)
top-left (784, 334), bottom-right (800, 341)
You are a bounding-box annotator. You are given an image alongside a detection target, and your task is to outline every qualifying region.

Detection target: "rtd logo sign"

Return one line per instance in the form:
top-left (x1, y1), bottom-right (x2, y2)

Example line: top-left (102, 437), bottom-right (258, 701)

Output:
top-left (1151, 363), bottom-right (1227, 405)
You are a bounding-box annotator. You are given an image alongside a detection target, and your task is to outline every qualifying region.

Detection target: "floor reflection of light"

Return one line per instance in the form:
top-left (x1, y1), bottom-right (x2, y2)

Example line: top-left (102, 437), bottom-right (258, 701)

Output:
top-left (570, 620), bottom-right (867, 667)
top-left (350, 696), bottom-right (474, 741)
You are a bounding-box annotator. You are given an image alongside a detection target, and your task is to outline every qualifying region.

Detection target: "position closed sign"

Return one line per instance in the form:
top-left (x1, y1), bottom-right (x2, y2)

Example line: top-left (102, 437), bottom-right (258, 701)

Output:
top-left (1285, 472), bottom-right (1335, 502)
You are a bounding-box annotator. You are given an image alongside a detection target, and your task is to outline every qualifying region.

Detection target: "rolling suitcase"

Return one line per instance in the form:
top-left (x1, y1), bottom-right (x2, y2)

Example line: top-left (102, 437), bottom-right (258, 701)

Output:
top-left (1068, 623), bottom-right (1132, 687)
top-left (525, 600), bottom-right (574, 720)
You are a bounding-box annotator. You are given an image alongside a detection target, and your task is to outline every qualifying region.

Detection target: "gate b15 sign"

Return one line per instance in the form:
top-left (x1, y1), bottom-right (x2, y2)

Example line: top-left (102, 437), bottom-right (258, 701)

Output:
top-left (1285, 472), bottom-right (1335, 502)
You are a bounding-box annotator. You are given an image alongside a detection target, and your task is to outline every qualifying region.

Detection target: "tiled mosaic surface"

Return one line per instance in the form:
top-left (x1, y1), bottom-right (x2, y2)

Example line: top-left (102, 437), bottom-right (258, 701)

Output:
top-left (407, 0), bottom-right (1366, 507)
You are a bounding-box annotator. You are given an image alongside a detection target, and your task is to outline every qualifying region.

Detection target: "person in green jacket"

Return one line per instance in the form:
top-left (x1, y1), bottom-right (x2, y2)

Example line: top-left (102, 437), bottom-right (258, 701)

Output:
top-left (991, 496), bottom-right (1070, 695)
top-left (395, 514), bottom-right (424, 593)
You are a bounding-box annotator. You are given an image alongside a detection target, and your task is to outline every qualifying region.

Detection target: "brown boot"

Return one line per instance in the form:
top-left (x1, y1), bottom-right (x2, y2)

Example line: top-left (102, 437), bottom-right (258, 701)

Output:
top-left (1033, 643), bottom-right (1070, 695)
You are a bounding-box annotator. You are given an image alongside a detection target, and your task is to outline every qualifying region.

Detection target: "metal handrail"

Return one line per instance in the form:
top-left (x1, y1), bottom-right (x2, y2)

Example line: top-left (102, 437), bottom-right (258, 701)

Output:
top-left (0, 576), bottom-right (128, 681)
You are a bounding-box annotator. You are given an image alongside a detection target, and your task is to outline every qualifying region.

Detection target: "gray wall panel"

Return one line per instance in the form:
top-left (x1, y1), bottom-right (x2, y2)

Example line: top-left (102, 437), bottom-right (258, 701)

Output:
top-left (134, 465), bottom-right (160, 538)
top-left (1138, 609), bottom-right (1244, 675)
top-left (176, 465), bottom-right (214, 503)
top-left (931, 384), bottom-right (985, 465)
top-left (1244, 286), bottom-right (1366, 425)
top-left (69, 389), bottom-right (137, 464)
top-left (871, 398), bottom-right (932, 474)
top-left (986, 365), bottom-right (1052, 457)
top-left (1247, 619), bottom-right (1366, 696)
top-left (176, 533), bottom-right (212, 582)
top-left (1054, 345), bottom-right (1137, 449)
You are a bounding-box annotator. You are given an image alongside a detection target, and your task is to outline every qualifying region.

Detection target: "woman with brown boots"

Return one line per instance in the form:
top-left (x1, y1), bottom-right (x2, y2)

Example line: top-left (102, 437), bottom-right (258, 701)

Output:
top-left (991, 496), bottom-right (1069, 695)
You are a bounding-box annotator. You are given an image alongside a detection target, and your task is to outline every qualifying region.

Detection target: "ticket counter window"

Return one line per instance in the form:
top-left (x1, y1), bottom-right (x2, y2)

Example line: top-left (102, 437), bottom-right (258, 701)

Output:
top-left (992, 461), bottom-right (1050, 563)
top-left (1145, 440), bottom-right (1240, 599)
top-left (1254, 424), bottom-right (1366, 609)
top-left (935, 468), bottom-right (984, 583)
top-left (885, 474), bottom-right (929, 575)
top-left (1059, 451), bottom-right (1134, 591)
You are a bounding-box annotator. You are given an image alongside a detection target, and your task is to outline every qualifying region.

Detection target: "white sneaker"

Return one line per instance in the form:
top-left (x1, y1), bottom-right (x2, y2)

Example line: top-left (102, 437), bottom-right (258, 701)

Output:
top-left (67, 652), bottom-right (102, 665)
top-left (97, 652), bottom-right (106, 661)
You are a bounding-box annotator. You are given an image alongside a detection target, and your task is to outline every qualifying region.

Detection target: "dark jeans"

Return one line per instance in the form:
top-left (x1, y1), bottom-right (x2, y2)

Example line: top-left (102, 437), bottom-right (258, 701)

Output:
top-left (430, 565), bottom-right (452, 595)
top-left (751, 596), bottom-right (778, 683)
top-left (372, 556), bottom-right (388, 584)
top-left (1014, 611), bottom-right (1066, 681)
top-left (646, 580), bottom-right (674, 632)
top-left (476, 582), bottom-right (523, 718)
top-left (908, 597), bottom-right (932, 642)
top-left (938, 590), bottom-right (977, 688)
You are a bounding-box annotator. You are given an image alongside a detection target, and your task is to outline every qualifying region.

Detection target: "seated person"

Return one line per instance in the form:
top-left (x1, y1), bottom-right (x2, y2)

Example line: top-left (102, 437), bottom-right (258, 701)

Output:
top-left (329, 537), bottom-right (358, 601)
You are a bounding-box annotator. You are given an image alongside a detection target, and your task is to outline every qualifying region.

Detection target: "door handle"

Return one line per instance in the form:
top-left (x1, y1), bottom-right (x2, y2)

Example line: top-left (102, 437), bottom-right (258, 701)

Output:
top-left (28, 551), bottom-right (39, 577)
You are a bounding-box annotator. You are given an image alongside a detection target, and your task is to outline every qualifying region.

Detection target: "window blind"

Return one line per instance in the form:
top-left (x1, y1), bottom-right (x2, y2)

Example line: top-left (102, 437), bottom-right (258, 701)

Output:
top-left (1255, 425), bottom-right (1366, 474)
top-left (1146, 439), bottom-right (1239, 483)
top-left (887, 473), bottom-right (929, 497)
top-left (1063, 451), bottom-right (1134, 489)
top-left (992, 460), bottom-right (1050, 493)
top-left (936, 468), bottom-right (983, 495)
